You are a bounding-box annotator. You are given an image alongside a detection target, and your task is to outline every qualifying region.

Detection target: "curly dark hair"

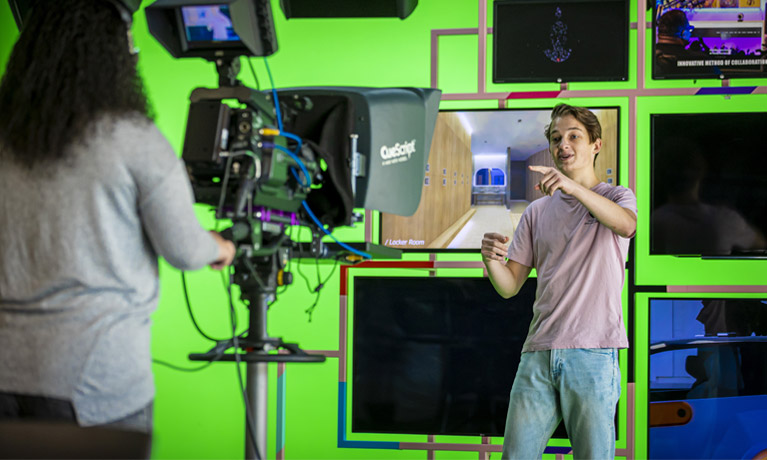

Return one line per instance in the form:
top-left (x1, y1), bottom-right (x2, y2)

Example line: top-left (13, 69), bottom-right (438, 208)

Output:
top-left (0, 0), bottom-right (152, 169)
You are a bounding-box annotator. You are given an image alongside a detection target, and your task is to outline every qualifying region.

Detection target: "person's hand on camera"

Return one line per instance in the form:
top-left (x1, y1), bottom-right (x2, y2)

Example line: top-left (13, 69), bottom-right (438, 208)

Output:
top-left (481, 232), bottom-right (509, 263)
top-left (209, 231), bottom-right (236, 270)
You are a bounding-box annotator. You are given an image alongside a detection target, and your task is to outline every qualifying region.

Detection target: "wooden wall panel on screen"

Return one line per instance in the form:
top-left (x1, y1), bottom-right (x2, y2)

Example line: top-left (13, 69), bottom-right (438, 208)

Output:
top-left (380, 112), bottom-right (471, 248)
top-left (525, 147), bottom-right (556, 202)
top-left (595, 109), bottom-right (618, 186)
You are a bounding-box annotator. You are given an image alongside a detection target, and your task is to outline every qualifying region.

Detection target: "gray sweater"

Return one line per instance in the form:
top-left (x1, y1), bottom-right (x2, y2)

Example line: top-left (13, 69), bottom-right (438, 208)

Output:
top-left (0, 114), bottom-right (220, 425)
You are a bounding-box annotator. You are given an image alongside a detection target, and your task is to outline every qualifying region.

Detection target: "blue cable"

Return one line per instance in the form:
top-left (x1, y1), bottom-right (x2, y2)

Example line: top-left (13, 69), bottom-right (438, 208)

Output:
top-left (263, 58), bottom-right (302, 155)
top-left (280, 131), bottom-right (303, 154)
top-left (289, 168), bottom-right (307, 187)
top-left (263, 57), bottom-right (367, 260)
top-left (274, 144), bottom-right (311, 187)
top-left (290, 168), bottom-right (366, 258)
top-left (301, 201), bottom-right (371, 259)
top-left (263, 58), bottom-right (284, 132)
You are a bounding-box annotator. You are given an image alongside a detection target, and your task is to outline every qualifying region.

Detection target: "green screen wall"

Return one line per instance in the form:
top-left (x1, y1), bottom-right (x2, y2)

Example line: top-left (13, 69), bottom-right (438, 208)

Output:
top-left (2, 0), bottom-right (766, 458)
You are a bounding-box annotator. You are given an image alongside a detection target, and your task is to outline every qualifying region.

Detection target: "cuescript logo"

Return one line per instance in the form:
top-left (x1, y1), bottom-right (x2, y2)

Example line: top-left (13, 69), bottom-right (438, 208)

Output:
top-left (379, 139), bottom-right (416, 166)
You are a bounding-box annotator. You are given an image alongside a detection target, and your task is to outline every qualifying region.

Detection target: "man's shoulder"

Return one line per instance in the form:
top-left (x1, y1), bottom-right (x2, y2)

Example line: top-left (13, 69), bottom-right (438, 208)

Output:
top-left (524, 195), bottom-right (552, 215)
top-left (594, 182), bottom-right (634, 198)
top-left (532, 194), bottom-right (555, 207)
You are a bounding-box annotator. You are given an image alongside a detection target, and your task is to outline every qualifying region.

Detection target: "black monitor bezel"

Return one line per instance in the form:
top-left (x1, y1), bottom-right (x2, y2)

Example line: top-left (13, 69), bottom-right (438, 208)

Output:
top-left (377, 105), bottom-right (623, 253)
top-left (492, 0), bottom-right (630, 84)
top-left (649, 111), bottom-right (767, 258)
top-left (350, 274), bottom-right (544, 438)
top-left (650, 4), bottom-right (767, 81)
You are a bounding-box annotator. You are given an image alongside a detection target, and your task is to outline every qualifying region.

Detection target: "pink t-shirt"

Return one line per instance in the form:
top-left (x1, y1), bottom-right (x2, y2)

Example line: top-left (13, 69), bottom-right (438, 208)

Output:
top-left (507, 182), bottom-right (636, 352)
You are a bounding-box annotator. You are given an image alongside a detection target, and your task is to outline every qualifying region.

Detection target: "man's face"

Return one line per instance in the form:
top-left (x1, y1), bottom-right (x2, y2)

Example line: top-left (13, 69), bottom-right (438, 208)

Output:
top-left (547, 114), bottom-right (601, 176)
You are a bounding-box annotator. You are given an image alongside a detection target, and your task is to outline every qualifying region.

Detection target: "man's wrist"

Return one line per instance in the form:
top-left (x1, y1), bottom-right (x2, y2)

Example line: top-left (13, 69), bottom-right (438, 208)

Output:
top-left (569, 181), bottom-right (591, 202)
top-left (483, 256), bottom-right (506, 267)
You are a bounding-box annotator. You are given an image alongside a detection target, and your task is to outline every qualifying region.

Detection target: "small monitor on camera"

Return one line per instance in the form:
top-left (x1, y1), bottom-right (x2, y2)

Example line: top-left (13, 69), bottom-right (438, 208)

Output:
top-left (146, 0), bottom-right (278, 60)
top-left (176, 5), bottom-right (244, 51)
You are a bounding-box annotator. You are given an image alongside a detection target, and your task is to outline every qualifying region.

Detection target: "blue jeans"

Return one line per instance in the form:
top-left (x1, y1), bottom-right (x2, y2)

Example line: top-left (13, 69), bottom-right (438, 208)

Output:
top-left (502, 348), bottom-right (620, 460)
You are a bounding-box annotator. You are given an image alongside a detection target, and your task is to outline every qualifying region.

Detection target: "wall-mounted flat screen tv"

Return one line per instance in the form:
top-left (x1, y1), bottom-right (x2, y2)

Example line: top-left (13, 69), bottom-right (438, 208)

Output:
top-left (352, 276), bottom-right (556, 437)
top-left (379, 107), bottom-right (620, 252)
top-left (648, 297), bottom-right (767, 459)
top-left (652, 2), bottom-right (767, 80)
top-left (493, 0), bottom-right (629, 83)
top-left (650, 112), bottom-right (767, 257)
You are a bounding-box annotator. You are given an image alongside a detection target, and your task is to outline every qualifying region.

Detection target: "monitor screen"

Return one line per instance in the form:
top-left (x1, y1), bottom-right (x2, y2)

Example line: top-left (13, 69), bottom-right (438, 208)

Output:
top-left (351, 276), bottom-right (558, 437)
top-left (379, 107), bottom-right (620, 252)
top-left (650, 112), bottom-right (767, 257)
top-left (493, 0), bottom-right (629, 83)
top-left (648, 297), bottom-right (767, 459)
top-left (178, 5), bottom-right (243, 49)
top-left (652, 3), bottom-right (767, 80)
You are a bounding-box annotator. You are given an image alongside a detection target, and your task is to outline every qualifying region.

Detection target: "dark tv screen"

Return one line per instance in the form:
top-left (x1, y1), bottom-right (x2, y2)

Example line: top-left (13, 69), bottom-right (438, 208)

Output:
top-left (493, 0), bottom-right (629, 83)
top-left (650, 112), bottom-right (767, 257)
top-left (350, 276), bottom-right (566, 437)
top-left (652, 4), bottom-right (767, 80)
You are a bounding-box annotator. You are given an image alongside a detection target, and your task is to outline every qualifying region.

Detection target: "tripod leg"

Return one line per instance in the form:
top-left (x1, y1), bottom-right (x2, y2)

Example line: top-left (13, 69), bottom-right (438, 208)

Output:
top-left (245, 361), bottom-right (268, 460)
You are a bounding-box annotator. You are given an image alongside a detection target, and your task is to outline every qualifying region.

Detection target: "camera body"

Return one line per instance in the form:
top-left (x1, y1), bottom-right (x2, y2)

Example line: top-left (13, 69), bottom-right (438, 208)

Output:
top-left (182, 95), bottom-right (318, 218)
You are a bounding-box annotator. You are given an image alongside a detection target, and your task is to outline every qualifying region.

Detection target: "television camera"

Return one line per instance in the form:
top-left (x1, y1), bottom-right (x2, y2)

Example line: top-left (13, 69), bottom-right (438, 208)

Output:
top-left (145, 3), bottom-right (439, 458)
top-left (144, 0), bottom-right (440, 363)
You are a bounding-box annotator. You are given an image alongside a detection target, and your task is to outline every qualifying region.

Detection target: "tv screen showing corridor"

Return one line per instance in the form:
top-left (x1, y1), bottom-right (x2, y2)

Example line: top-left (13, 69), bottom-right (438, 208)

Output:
top-left (378, 107), bottom-right (620, 252)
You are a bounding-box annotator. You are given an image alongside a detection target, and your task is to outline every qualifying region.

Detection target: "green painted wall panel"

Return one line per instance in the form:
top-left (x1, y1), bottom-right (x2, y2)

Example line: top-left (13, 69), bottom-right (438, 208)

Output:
top-left (2, 0), bottom-right (766, 458)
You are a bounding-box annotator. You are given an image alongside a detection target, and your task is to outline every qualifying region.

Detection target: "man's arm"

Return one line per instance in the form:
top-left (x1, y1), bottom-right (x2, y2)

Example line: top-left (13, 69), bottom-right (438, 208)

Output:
top-left (481, 232), bottom-right (533, 299)
top-left (530, 165), bottom-right (637, 238)
top-left (570, 186), bottom-right (637, 238)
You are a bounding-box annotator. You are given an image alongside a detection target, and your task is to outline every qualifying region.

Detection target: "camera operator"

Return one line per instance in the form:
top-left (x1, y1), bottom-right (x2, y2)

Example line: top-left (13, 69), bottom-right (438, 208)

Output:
top-left (0, 0), bottom-right (235, 434)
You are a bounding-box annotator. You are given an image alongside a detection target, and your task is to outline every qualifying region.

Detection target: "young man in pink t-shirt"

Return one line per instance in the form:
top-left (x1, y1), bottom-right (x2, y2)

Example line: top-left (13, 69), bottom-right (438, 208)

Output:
top-left (480, 104), bottom-right (637, 459)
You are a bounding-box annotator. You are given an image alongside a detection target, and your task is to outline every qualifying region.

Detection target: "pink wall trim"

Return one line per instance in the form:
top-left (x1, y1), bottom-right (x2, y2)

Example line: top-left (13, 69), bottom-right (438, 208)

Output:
top-left (667, 285), bottom-right (767, 293)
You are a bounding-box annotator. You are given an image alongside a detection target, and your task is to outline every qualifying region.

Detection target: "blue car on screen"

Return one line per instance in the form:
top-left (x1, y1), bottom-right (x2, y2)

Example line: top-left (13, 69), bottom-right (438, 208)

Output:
top-left (649, 336), bottom-right (767, 459)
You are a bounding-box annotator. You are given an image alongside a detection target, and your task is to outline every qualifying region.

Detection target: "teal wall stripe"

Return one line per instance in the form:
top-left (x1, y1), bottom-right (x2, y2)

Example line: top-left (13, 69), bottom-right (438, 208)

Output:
top-left (276, 371), bottom-right (286, 454)
top-left (337, 382), bottom-right (399, 450)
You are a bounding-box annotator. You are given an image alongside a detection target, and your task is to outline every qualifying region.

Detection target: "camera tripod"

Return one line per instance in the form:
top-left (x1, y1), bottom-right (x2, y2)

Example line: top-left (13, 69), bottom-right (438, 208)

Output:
top-left (189, 241), bottom-right (326, 460)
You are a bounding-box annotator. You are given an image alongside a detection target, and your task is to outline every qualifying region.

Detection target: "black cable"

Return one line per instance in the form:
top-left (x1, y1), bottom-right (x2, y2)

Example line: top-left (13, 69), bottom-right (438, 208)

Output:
top-left (152, 359), bottom-right (214, 373)
top-left (164, 268), bottom-right (241, 372)
top-left (181, 271), bottom-right (227, 342)
top-left (305, 257), bottom-right (340, 321)
top-left (228, 266), bottom-right (263, 460)
top-left (246, 57), bottom-right (261, 90)
top-left (220, 266), bottom-right (230, 293)
top-left (296, 259), bottom-right (313, 293)
top-left (290, 224), bottom-right (341, 320)
top-left (276, 226), bottom-right (293, 296)
top-left (217, 155), bottom-right (235, 215)
top-left (294, 226), bottom-right (314, 294)
top-left (215, 221), bottom-right (232, 293)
